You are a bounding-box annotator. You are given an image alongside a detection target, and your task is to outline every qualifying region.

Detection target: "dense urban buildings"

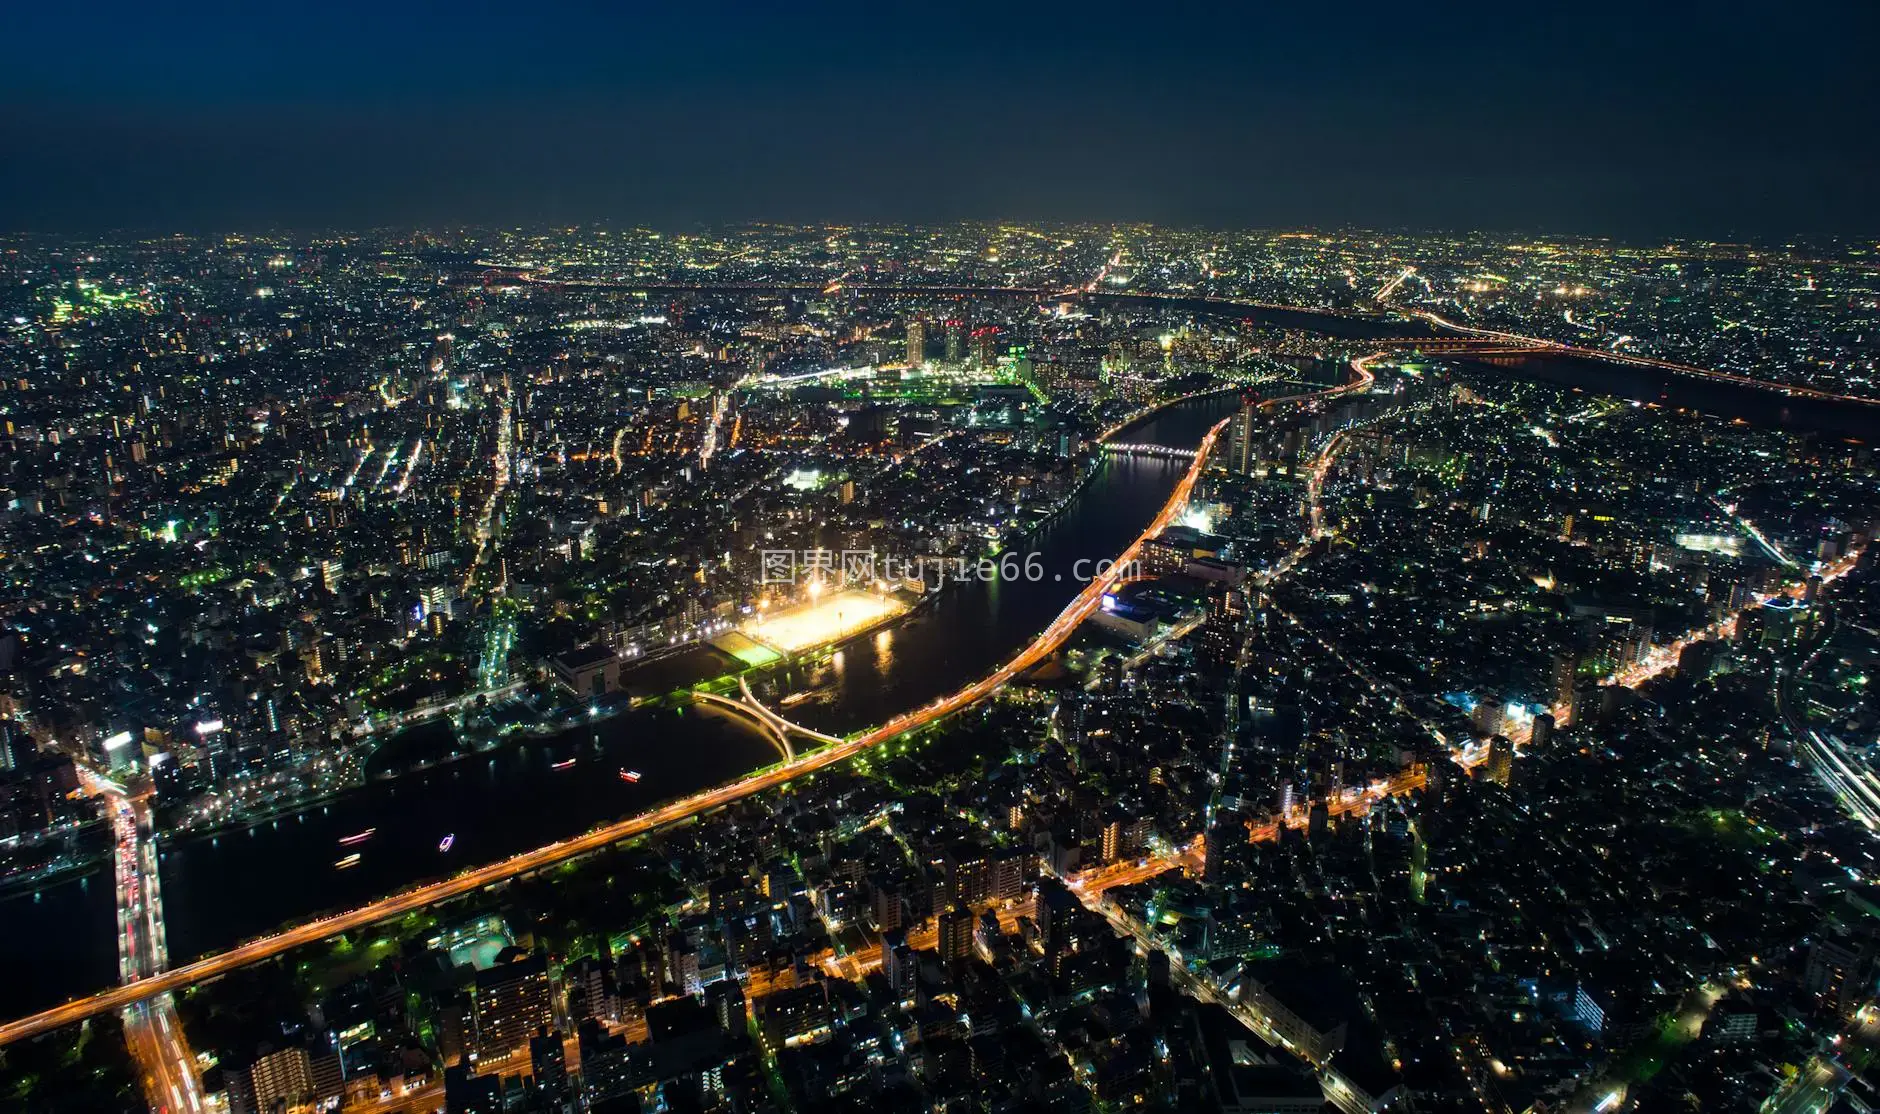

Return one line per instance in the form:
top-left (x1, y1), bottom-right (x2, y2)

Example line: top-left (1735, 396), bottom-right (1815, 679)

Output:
top-left (0, 222), bottom-right (1877, 1114)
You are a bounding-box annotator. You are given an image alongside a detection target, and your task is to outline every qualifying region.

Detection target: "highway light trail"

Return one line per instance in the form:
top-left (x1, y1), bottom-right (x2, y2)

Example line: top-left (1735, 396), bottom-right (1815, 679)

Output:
top-left (699, 390), bottom-right (730, 470)
top-left (341, 443), bottom-right (374, 489)
top-left (82, 768), bottom-right (205, 1113)
top-left (392, 436), bottom-right (425, 495)
top-left (463, 385), bottom-right (514, 593)
top-left (1717, 498), bottom-right (1798, 568)
top-left (371, 437), bottom-right (402, 489)
top-left (1782, 623), bottom-right (1880, 832)
top-left (1374, 266), bottom-right (1416, 303)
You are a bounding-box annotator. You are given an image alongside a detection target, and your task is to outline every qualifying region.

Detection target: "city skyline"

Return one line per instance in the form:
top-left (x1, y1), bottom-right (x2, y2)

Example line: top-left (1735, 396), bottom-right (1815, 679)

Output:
top-left (4, 6), bottom-right (1880, 1112)
top-left (2, 222), bottom-right (1878, 1114)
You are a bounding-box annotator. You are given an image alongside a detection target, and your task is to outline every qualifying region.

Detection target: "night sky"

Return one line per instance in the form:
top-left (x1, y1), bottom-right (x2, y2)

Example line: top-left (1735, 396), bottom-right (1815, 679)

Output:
top-left (3, 0), bottom-right (1874, 237)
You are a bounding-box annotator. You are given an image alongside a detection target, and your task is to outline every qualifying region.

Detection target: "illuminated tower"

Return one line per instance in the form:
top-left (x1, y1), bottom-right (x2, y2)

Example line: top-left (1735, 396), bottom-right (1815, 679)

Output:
top-left (936, 906), bottom-right (973, 965)
top-left (972, 327), bottom-right (995, 368)
top-left (905, 318), bottom-right (925, 368)
top-left (1551, 652), bottom-right (1580, 726)
top-left (1485, 736), bottom-right (1514, 786)
top-left (471, 953), bottom-right (554, 1061)
top-left (1230, 393), bottom-right (1258, 474)
top-left (944, 319), bottom-right (966, 363)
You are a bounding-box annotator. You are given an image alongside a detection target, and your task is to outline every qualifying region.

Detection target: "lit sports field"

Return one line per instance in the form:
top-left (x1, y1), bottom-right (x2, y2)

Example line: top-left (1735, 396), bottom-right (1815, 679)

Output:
top-left (742, 589), bottom-right (906, 654)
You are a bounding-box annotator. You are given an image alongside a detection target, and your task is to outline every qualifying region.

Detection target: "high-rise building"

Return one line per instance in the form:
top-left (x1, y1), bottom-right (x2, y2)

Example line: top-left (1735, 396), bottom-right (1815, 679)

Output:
top-left (1098, 814), bottom-right (1150, 864)
top-left (1761, 597), bottom-right (1811, 647)
top-left (470, 952), bottom-right (554, 1062)
top-left (249, 1044), bottom-right (314, 1114)
top-left (972, 326), bottom-right (996, 368)
top-left (943, 848), bottom-right (1020, 907)
top-left (871, 877), bottom-right (903, 932)
top-left (1711, 1005), bottom-right (1758, 1043)
top-left (1100, 817), bottom-right (1125, 864)
top-left (705, 980), bottom-right (745, 1034)
top-left (974, 907), bottom-right (1002, 954)
top-left (1572, 984), bottom-right (1608, 1036)
top-left (444, 1063), bottom-right (503, 1114)
top-left (1036, 879), bottom-right (1079, 972)
top-left (936, 905), bottom-right (974, 964)
top-left (308, 1043), bottom-right (344, 1109)
top-left (419, 581), bottom-right (450, 621)
top-left (1471, 694), bottom-right (1506, 738)
top-left (577, 1018), bottom-right (635, 1110)
top-left (564, 955), bottom-right (614, 1023)
top-left (1805, 928), bottom-right (1875, 1018)
top-left (1485, 736), bottom-right (1514, 786)
top-left (1231, 399), bottom-right (1256, 474)
top-left (881, 929), bottom-right (915, 997)
top-left (0, 721), bottom-right (20, 772)
top-left (1551, 652), bottom-right (1580, 725)
top-left (991, 852), bottom-right (1028, 902)
top-left (905, 318), bottom-right (925, 368)
top-left (528, 1028), bottom-right (572, 1113)
top-left (665, 933), bottom-right (703, 996)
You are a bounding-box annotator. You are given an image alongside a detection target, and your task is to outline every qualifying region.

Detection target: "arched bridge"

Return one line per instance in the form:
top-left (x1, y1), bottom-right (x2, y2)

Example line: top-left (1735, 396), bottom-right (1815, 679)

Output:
top-left (691, 678), bottom-right (845, 762)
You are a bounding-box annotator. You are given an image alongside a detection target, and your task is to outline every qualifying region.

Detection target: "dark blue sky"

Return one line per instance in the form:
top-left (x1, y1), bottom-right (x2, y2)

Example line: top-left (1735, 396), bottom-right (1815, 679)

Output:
top-left (3, 0), bottom-right (1874, 237)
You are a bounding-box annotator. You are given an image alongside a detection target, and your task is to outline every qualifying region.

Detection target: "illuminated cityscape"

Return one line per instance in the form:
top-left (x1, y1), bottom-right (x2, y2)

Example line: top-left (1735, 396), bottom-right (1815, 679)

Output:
top-left (4, 5), bottom-right (1880, 1114)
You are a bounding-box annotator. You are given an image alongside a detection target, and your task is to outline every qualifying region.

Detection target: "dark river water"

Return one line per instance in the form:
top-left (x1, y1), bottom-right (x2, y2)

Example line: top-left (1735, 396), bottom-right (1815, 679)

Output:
top-left (0, 871), bottom-right (117, 1022)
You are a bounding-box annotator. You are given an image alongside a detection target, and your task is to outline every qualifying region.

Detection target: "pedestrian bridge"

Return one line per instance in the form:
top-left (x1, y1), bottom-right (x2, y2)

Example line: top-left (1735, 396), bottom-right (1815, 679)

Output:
top-left (691, 678), bottom-right (845, 761)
